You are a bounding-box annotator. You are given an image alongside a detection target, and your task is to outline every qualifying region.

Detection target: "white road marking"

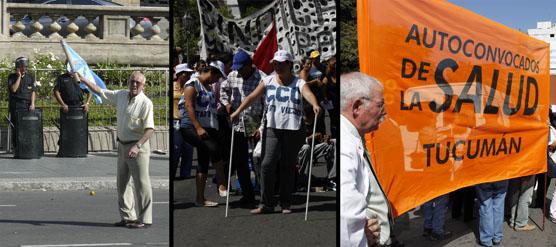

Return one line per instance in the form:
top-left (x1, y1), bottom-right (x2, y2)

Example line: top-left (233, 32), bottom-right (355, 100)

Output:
top-left (0, 204), bottom-right (16, 207)
top-left (21, 244), bottom-right (132, 247)
top-left (153, 201), bottom-right (168, 204)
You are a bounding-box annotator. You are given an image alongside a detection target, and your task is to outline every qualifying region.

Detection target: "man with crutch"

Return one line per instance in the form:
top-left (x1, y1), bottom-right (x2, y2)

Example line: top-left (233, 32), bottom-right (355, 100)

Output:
top-left (220, 50), bottom-right (266, 208)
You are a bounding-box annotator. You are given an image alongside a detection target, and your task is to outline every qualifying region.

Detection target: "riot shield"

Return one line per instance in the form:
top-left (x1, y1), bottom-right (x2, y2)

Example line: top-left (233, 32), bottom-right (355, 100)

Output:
top-left (58, 107), bottom-right (88, 157)
top-left (14, 109), bottom-right (43, 159)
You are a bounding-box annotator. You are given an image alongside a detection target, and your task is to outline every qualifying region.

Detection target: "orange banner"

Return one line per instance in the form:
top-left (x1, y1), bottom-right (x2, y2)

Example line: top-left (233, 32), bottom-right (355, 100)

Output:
top-left (357, 0), bottom-right (550, 216)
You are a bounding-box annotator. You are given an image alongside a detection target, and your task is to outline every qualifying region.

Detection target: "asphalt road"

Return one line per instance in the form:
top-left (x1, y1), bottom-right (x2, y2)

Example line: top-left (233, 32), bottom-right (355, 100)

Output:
top-left (0, 189), bottom-right (169, 247)
top-left (394, 179), bottom-right (556, 246)
top-left (173, 165), bottom-right (337, 247)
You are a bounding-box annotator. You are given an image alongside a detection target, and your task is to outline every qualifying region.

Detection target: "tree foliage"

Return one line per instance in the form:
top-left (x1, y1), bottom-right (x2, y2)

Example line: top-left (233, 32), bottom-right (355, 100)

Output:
top-left (340, 0), bottom-right (359, 73)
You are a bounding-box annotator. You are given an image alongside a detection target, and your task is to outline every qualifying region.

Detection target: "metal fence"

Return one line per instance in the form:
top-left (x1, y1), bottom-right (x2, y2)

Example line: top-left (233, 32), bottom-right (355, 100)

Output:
top-left (0, 67), bottom-right (169, 153)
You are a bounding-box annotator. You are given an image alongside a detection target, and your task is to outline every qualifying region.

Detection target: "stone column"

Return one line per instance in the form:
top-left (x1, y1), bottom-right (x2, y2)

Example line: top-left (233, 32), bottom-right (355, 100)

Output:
top-left (0, 0), bottom-right (8, 37)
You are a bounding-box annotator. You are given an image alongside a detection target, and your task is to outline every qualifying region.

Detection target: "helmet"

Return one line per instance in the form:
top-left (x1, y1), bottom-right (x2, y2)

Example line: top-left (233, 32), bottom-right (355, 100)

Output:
top-left (15, 57), bottom-right (29, 68)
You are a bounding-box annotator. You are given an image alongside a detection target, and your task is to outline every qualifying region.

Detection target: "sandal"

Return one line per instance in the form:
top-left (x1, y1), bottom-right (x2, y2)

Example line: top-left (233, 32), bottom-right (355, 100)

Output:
top-left (250, 207), bottom-right (274, 214)
top-left (195, 200), bottom-right (218, 207)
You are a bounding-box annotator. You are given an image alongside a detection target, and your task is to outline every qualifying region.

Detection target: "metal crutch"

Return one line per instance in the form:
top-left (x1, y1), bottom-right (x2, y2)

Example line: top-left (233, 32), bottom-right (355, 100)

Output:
top-left (305, 115), bottom-right (319, 221)
top-left (226, 115), bottom-right (244, 217)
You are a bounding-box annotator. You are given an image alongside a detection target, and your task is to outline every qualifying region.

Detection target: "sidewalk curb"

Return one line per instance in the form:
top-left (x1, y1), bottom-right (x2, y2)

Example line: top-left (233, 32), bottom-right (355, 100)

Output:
top-left (0, 176), bottom-right (169, 191)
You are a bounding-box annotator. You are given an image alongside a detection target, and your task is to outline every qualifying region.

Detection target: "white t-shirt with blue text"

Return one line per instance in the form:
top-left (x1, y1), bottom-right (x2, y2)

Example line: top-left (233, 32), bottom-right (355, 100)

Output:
top-left (263, 75), bottom-right (306, 130)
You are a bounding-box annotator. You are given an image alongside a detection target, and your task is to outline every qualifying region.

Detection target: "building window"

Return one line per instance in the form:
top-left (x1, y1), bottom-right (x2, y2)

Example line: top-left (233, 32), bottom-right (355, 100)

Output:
top-left (551, 34), bottom-right (555, 37)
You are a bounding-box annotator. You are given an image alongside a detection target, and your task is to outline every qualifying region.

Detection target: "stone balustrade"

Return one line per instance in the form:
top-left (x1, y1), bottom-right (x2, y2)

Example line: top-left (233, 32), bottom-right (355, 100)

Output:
top-left (0, 0), bottom-right (169, 66)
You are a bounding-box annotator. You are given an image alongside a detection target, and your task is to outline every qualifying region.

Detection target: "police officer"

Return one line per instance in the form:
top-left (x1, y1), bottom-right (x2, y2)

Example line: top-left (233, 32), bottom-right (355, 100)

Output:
top-left (53, 71), bottom-right (91, 113)
top-left (8, 57), bottom-right (36, 149)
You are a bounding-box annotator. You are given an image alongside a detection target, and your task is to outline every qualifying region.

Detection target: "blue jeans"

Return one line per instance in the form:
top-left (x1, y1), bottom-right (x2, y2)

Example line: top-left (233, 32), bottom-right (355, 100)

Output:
top-left (172, 126), bottom-right (193, 178)
top-left (423, 194), bottom-right (448, 234)
top-left (475, 180), bottom-right (509, 246)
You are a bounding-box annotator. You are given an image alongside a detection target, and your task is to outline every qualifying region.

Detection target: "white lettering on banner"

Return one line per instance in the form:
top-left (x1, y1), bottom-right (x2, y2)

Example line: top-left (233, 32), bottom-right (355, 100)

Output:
top-left (197, 0), bottom-right (336, 71)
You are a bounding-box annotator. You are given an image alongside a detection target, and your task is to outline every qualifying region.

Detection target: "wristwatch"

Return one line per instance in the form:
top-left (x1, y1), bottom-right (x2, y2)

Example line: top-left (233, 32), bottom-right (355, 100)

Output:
top-left (135, 142), bottom-right (142, 149)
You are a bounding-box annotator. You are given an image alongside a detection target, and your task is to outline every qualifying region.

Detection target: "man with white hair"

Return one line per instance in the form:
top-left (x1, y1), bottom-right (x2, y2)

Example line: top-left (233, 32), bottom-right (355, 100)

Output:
top-left (340, 72), bottom-right (401, 246)
top-left (78, 71), bottom-right (155, 229)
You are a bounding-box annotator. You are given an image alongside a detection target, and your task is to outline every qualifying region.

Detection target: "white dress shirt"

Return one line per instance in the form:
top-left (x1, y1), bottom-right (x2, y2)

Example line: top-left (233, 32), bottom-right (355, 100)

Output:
top-left (340, 115), bottom-right (391, 246)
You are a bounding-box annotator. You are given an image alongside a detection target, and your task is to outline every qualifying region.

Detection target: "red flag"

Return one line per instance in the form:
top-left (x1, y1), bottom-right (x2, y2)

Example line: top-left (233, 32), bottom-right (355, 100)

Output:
top-left (253, 21), bottom-right (277, 74)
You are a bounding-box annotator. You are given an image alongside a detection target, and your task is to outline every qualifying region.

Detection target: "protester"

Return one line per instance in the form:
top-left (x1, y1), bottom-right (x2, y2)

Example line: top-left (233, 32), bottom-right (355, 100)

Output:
top-left (506, 175), bottom-right (536, 231)
top-left (180, 65), bottom-right (228, 206)
top-left (450, 187), bottom-right (476, 222)
top-left (206, 60), bottom-right (230, 196)
top-left (340, 72), bottom-right (402, 247)
top-left (322, 57), bottom-right (337, 138)
top-left (191, 60), bottom-right (207, 79)
top-left (534, 109), bottom-right (556, 209)
top-left (297, 107), bottom-right (336, 191)
top-left (422, 194), bottom-right (452, 241)
top-left (219, 49), bottom-right (266, 207)
top-left (476, 180), bottom-right (509, 246)
top-left (230, 50), bottom-right (321, 215)
top-left (8, 57), bottom-right (36, 151)
top-left (309, 50), bottom-right (326, 79)
top-left (172, 63), bottom-right (194, 179)
top-left (78, 71), bottom-right (155, 229)
top-left (299, 56), bottom-right (327, 136)
top-left (548, 114), bottom-right (556, 223)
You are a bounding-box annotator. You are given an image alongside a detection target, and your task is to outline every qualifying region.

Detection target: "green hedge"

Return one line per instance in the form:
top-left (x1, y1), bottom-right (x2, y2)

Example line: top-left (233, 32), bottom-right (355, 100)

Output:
top-left (0, 50), bottom-right (169, 127)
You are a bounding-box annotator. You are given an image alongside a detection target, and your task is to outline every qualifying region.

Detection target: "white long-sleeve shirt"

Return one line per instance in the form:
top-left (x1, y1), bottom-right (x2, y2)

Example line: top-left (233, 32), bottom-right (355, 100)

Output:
top-left (340, 115), bottom-right (391, 246)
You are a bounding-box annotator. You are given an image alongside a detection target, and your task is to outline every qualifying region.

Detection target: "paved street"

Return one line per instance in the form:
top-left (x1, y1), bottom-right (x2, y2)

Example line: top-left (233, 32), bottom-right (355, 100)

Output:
top-left (0, 190), bottom-right (169, 247)
top-left (173, 162), bottom-right (337, 247)
top-left (394, 180), bottom-right (556, 246)
top-left (0, 152), bottom-right (169, 191)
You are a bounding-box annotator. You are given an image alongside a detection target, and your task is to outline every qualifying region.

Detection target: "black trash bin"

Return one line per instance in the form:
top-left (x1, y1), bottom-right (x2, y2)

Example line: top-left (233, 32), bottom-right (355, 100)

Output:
top-left (58, 107), bottom-right (88, 157)
top-left (14, 108), bottom-right (43, 159)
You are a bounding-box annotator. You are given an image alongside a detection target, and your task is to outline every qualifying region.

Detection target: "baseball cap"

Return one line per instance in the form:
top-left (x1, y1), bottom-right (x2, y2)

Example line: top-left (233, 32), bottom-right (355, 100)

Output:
top-left (270, 50), bottom-right (294, 63)
top-left (231, 50), bottom-right (252, 71)
top-left (209, 60), bottom-right (227, 78)
top-left (309, 50), bottom-right (320, 59)
top-left (175, 63), bottom-right (194, 75)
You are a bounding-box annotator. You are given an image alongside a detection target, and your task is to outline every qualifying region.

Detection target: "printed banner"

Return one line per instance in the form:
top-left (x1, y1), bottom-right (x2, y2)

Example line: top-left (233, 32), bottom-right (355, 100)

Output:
top-left (357, 0), bottom-right (550, 216)
top-left (197, 0), bottom-right (336, 71)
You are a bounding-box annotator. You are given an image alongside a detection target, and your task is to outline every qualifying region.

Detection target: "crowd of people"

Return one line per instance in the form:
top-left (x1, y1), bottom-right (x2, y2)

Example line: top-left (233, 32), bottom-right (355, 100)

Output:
top-left (172, 47), bottom-right (338, 213)
top-left (340, 72), bottom-right (556, 247)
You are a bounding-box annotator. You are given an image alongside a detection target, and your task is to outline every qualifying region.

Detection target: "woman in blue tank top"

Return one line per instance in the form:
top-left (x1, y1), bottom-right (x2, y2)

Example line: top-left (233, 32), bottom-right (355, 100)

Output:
top-left (181, 65), bottom-right (227, 207)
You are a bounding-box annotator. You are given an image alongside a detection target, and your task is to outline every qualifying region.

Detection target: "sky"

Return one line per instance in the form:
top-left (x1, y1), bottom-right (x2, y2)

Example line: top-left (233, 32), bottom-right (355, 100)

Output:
top-left (448, 0), bottom-right (556, 32)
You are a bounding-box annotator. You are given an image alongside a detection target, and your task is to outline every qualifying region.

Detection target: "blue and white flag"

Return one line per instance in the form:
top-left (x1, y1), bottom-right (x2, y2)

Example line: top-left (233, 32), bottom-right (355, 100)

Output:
top-left (61, 40), bottom-right (107, 104)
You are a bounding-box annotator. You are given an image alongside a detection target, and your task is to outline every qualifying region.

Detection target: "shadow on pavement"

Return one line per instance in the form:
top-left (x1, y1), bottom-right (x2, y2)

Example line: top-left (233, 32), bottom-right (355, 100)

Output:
top-left (0, 219), bottom-right (115, 228)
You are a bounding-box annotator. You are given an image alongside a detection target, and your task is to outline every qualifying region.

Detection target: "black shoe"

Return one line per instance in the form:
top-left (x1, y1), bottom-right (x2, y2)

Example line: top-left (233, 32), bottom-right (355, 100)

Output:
top-left (114, 220), bottom-right (136, 227)
top-left (422, 228), bottom-right (432, 237)
top-left (326, 180), bottom-right (336, 191)
top-left (492, 240), bottom-right (501, 246)
top-left (429, 231), bottom-right (452, 241)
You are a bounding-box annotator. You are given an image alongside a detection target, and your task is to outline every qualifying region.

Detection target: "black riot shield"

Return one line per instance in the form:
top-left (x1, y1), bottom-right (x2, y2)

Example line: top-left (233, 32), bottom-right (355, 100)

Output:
top-left (14, 109), bottom-right (44, 159)
top-left (58, 107), bottom-right (88, 157)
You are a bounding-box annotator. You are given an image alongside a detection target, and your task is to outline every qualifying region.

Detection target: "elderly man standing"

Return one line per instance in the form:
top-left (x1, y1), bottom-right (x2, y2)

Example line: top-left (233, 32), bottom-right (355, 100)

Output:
top-left (78, 71), bottom-right (155, 229)
top-left (340, 72), bottom-right (401, 247)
